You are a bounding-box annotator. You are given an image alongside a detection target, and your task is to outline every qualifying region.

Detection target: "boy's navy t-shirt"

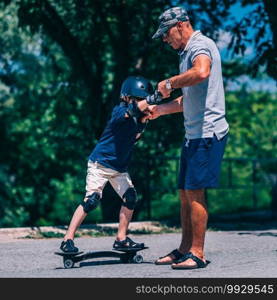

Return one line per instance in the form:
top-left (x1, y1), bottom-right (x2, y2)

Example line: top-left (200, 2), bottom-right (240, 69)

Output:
top-left (89, 102), bottom-right (146, 173)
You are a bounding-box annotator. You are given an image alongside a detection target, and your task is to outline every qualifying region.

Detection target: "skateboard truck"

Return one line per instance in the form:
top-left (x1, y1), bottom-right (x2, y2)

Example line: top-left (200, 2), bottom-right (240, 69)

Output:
top-left (55, 247), bottom-right (148, 269)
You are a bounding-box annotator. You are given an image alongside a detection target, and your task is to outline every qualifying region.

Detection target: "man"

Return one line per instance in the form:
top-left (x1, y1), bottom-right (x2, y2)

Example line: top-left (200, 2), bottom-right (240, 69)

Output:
top-left (150, 7), bottom-right (229, 269)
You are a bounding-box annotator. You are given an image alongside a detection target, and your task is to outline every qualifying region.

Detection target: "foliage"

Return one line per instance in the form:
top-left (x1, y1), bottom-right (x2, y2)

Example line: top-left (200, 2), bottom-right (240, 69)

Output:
top-left (227, 0), bottom-right (277, 78)
top-left (225, 89), bottom-right (276, 158)
top-left (0, 1), bottom-right (276, 227)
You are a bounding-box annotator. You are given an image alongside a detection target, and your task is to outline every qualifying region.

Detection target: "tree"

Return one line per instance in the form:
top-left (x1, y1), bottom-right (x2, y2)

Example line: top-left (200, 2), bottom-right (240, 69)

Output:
top-left (0, 0), bottom-right (275, 226)
top-left (227, 0), bottom-right (277, 78)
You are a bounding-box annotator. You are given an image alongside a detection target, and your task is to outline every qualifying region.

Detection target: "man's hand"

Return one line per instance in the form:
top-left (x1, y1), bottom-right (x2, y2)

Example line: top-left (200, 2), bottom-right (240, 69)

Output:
top-left (146, 105), bottom-right (162, 120)
top-left (158, 80), bottom-right (171, 98)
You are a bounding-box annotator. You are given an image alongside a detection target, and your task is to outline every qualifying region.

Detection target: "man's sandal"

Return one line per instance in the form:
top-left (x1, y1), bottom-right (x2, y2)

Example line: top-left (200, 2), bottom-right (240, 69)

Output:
top-left (171, 252), bottom-right (210, 270)
top-left (155, 249), bottom-right (184, 265)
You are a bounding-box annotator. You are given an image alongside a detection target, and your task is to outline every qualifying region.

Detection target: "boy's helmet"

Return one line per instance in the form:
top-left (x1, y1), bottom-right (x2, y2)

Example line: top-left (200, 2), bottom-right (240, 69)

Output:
top-left (120, 76), bottom-right (154, 99)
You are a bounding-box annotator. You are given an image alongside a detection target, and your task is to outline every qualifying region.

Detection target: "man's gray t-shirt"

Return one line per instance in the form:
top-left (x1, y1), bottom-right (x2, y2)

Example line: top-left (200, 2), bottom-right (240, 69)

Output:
top-left (179, 31), bottom-right (229, 140)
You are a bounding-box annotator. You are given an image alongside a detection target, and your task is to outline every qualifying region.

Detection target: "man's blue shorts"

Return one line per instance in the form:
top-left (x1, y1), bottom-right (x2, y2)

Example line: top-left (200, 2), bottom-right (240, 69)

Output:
top-left (178, 133), bottom-right (228, 190)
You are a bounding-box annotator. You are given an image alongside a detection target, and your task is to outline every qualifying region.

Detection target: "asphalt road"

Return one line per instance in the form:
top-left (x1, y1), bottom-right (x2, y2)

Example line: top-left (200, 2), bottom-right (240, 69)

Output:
top-left (0, 230), bottom-right (276, 278)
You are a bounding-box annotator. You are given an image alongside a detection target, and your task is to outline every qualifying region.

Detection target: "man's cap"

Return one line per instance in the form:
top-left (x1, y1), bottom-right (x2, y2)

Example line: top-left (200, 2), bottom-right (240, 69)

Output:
top-left (152, 6), bottom-right (189, 39)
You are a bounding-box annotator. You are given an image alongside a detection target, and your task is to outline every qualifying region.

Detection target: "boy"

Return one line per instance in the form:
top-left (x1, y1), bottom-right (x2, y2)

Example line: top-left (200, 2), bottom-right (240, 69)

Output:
top-left (60, 76), bottom-right (154, 252)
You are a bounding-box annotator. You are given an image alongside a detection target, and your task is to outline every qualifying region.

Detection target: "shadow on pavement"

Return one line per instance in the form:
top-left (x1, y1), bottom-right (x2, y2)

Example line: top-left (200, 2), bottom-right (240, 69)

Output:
top-left (164, 210), bottom-right (277, 231)
top-left (237, 231), bottom-right (277, 237)
top-left (207, 210), bottom-right (277, 231)
top-left (207, 221), bottom-right (277, 231)
top-left (80, 260), bottom-right (153, 268)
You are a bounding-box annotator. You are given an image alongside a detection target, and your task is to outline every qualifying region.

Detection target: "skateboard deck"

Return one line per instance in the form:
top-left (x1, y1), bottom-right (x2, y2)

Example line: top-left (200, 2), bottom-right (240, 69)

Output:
top-left (54, 248), bottom-right (148, 268)
top-left (55, 251), bottom-right (84, 257)
top-left (112, 246), bottom-right (148, 252)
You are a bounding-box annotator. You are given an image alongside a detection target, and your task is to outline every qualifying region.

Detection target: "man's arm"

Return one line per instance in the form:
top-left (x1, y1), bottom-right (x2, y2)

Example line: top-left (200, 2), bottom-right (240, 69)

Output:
top-left (146, 96), bottom-right (183, 121)
top-left (158, 55), bottom-right (211, 98)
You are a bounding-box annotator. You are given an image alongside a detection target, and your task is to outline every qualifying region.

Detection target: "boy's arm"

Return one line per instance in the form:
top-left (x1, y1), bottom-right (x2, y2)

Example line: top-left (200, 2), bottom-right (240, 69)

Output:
top-left (136, 99), bottom-right (149, 112)
top-left (125, 100), bottom-right (149, 122)
top-left (136, 100), bottom-right (151, 123)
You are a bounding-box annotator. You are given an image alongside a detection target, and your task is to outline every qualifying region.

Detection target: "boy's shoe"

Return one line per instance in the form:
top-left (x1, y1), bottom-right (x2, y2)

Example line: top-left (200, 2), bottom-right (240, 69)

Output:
top-left (60, 239), bottom-right (79, 253)
top-left (113, 237), bottom-right (144, 250)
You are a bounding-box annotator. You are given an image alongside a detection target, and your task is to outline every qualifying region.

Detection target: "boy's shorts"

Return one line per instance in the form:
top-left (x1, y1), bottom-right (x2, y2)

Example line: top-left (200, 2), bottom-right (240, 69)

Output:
top-left (85, 160), bottom-right (134, 200)
top-left (178, 133), bottom-right (228, 190)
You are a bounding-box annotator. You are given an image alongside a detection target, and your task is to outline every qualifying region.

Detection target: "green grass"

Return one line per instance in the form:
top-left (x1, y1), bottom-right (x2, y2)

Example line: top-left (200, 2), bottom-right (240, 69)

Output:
top-left (22, 224), bottom-right (181, 239)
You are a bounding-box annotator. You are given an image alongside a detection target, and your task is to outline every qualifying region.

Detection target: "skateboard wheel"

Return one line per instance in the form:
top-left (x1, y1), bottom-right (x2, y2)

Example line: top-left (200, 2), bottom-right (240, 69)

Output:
top-left (64, 258), bottom-right (74, 269)
top-left (133, 254), bottom-right (143, 264)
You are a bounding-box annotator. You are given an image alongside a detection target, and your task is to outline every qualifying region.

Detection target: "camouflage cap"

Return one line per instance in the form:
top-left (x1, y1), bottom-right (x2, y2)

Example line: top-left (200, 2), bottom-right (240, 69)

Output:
top-left (152, 7), bottom-right (189, 39)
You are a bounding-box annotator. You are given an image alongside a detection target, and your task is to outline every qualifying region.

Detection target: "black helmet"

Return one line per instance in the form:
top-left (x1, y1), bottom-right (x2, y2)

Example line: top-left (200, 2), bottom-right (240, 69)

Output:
top-left (120, 76), bottom-right (154, 99)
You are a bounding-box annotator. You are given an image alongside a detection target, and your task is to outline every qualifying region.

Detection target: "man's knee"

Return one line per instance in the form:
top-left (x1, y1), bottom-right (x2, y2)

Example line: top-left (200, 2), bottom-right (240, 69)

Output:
top-left (185, 189), bottom-right (206, 203)
top-left (185, 188), bottom-right (204, 195)
top-left (122, 187), bottom-right (138, 210)
top-left (179, 189), bottom-right (186, 199)
top-left (81, 192), bottom-right (101, 213)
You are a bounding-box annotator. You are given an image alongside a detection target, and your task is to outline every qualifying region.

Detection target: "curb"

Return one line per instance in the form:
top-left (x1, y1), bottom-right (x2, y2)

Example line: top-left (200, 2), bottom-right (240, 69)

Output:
top-left (0, 221), bottom-right (173, 241)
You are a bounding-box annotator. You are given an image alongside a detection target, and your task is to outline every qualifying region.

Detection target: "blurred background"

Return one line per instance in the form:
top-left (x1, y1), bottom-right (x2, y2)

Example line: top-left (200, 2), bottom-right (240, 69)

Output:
top-left (0, 0), bottom-right (276, 228)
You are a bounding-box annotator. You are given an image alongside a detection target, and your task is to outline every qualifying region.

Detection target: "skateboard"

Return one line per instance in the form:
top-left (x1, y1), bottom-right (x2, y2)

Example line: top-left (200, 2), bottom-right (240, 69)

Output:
top-left (55, 247), bottom-right (148, 269)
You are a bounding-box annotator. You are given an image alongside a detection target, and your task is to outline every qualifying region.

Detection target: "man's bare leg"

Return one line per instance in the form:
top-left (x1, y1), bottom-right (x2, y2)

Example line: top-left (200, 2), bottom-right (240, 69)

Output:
top-left (64, 205), bottom-right (87, 241)
top-left (155, 189), bottom-right (192, 264)
top-left (179, 189), bottom-right (193, 253)
top-left (172, 188), bottom-right (208, 267)
top-left (116, 206), bottom-right (134, 241)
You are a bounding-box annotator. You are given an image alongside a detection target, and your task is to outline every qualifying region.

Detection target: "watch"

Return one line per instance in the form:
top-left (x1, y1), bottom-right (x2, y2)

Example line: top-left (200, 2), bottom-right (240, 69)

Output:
top-left (165, 79), bottom-right (172, 91)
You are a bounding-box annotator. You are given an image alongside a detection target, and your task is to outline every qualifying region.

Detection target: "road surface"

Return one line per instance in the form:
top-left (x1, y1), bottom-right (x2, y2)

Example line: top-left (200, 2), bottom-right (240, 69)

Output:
top-left (0, 230), bottom-right (276, 278)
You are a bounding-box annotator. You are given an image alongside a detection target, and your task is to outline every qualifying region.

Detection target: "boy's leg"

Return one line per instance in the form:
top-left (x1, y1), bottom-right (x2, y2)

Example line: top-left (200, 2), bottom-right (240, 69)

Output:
top-left (62, 192), bottom-right (102, 243)
top-left (117, 205), bottom-right (134, 241)
top-left (63, 205), bottom-right (87, 241)
top-left (61, 161), bottom-right (109, 251)
top-left (110, 172), bottom-right (143, 247)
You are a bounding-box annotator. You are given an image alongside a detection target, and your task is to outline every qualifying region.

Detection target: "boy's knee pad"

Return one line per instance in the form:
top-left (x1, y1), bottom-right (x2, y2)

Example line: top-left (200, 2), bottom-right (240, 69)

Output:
top-left (81, 192), bottom-right (101, 213)
top-left (122, 187), bottom-right (137, 210)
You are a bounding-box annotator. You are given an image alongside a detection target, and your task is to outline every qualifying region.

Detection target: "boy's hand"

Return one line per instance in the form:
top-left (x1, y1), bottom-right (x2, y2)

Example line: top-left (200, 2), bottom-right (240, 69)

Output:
top-left (145, 90), bottom-right (163, 105)
top-left (140, 108), bottom-right (151, 123)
